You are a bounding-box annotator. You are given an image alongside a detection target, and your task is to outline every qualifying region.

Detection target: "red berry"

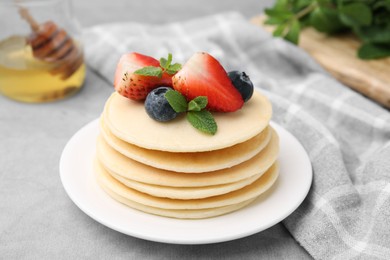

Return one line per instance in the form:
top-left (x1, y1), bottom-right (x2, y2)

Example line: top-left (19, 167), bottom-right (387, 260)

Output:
top-left (113, 52), bottom-right (172, 100)
top-left (172, 52), bottom-right (244, 112)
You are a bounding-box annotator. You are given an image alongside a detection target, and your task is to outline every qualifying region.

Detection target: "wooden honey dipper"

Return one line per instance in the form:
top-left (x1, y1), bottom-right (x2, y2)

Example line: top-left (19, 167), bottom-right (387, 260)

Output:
top-left (18, 7), bottom-right (83, 79)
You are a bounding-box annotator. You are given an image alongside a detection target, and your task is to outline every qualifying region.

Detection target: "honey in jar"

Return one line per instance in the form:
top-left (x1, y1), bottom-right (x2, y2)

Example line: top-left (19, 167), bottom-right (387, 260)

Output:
top-left (0, 1), bottom-right (85, 103)
top-left (0, 36), bottom-right (85, 103)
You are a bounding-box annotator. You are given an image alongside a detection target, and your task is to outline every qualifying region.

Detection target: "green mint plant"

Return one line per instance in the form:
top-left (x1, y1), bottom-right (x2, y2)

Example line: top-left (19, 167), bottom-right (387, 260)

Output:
top-left (265, 0), bottom-right (390, 59)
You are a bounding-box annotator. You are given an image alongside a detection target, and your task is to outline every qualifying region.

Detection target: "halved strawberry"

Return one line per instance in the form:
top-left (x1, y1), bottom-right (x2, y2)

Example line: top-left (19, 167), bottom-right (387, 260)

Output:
top-left (113, 52), bottom-right (172, 100)
top-left (172, 52), bottom-right (244, 112)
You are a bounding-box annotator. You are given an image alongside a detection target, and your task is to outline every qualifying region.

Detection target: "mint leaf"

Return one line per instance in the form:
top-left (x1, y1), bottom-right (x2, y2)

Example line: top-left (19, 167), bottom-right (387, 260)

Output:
top-left (273, 0), bottom-right (290, 11)
top-left (265, 16), bottom-right (288, 25)
top-left (160, 57), bottom-right (168, 69)
top-left (170, 63), bottom-right (182, 70)
top-left (357, 25), bottom-right (390, 44)
top-left (168, 63), bottom-right (182, 73)
top-left (358, 43), bottom-right (390, 59)
top-left (265, 9), bottom-right (293, 20)
top-left (165, 90), bottom-right (188, 113)
top-left (273, 24), bottom-right (287, 37)
top-left (186, 110), bottom-right (217, 135)
top-left (310, 7), bottom-right (345, 33)
top-left (284, 19), bottom-right (300, 44)
top-left (160, 53), bottom-right (172, 69)
top-left (134, 66), bottom-right (162, 78)
top-left (167, 53), bottom-right (172, 67)
top-left (188, 96), bottom-right (208, 111)
top-left (166, 63), bottom-right (182, 75)
top-left (339, 3), bottom-right (372, 27)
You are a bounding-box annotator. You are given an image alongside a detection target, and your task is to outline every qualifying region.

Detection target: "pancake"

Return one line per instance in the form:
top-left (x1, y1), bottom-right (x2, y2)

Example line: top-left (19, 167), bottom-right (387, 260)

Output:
top-left (96, 128), bottom-right (279, 187)
top-left (95, 159), bottom-right (279, 210)
top-left (106, 163), bottom-right (265, 199)
top-left (100, 119), bottom-right (272, 173)
top-left (98, 180), bottom-right (256, 219)
top-left (103, 90), bottom-right (272, 152)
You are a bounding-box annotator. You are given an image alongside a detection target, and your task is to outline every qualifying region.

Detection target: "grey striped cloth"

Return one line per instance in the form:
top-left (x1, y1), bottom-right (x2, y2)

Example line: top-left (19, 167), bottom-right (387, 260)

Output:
top-left (84, 12), bottom-right (390, 260)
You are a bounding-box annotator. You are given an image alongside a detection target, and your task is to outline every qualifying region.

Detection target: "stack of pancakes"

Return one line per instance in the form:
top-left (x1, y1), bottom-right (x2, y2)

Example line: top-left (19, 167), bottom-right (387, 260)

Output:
top-left (95, 91), bottom-right (279, 219)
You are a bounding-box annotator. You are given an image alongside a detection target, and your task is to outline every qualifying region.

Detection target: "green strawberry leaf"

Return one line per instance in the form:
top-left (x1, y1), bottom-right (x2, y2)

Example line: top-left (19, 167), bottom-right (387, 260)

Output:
top-left (188, 96), bottom-right (208, 111)
top-left (186, 110), bottom-right (217, 135)
top-left (134, 66), bottom-right (162, 78)
top-left (165, 90), bottom-right (188, 113)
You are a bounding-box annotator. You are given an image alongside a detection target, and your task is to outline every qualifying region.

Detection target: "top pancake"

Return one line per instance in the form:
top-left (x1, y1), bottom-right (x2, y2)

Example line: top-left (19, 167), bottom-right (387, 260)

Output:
top-left (103, 90), bottom-right (272, 152)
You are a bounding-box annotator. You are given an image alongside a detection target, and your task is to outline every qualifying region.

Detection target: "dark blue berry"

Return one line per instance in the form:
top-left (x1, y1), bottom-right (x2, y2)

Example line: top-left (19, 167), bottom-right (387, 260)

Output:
top-left (228, 71), bottom-right (254, 102)
top-left (145, 87), bottom-right (178, 122)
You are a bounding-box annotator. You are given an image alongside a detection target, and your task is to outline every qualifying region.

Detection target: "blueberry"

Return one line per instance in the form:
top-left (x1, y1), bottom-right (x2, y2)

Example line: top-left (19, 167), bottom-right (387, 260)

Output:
top-left (145, 87), bottom-right (178, 122)
top-left (228, 71), bottom-right (254, 102)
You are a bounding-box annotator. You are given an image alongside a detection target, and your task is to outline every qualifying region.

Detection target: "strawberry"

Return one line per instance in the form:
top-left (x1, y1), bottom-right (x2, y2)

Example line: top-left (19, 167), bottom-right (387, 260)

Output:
top-left (113, 52), bottom-right (172, 100)
top-left (172, 52), bottom-right (244, 112)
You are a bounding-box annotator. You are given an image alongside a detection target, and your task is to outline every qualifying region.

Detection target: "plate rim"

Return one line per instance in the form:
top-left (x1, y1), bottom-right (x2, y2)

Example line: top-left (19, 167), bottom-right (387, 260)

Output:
top-left (59, 118), bottom-right (312, 244)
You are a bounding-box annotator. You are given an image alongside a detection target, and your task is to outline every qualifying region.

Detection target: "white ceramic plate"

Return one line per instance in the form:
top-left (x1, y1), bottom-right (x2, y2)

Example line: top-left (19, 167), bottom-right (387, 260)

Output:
top-left (60, 119), bottom-right (312, 244)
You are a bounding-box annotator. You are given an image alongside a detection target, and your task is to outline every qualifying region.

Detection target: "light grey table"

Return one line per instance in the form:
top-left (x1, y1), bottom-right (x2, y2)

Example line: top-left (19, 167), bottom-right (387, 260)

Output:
top-left (0, 1), bottom-right (312, 258)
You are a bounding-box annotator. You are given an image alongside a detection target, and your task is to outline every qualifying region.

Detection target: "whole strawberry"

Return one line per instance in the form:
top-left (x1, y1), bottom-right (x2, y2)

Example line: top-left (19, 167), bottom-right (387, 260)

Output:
top-left (113, 52), bottom-right (174, 100)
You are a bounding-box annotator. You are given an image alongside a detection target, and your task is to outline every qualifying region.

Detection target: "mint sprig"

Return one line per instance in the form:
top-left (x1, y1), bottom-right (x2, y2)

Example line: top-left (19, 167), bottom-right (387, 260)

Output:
top-left (165, 90), bottom-right (217, 135)
top-left (160, 53), bottom-right (182, 75)
top-left (134, 53), bottom-right (182, 77)
top-left (264, 0), bottom-right (390, 59)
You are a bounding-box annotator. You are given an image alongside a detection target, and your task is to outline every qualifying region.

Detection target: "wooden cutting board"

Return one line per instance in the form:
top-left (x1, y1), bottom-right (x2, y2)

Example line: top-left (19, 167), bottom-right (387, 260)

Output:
top-left (251, 15), bottom-right (390, 108)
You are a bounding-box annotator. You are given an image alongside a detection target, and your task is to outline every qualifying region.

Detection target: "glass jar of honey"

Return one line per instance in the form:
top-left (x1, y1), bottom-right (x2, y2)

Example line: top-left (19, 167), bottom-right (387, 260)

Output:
top-left (0, 0), bottom-right (85, 103)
